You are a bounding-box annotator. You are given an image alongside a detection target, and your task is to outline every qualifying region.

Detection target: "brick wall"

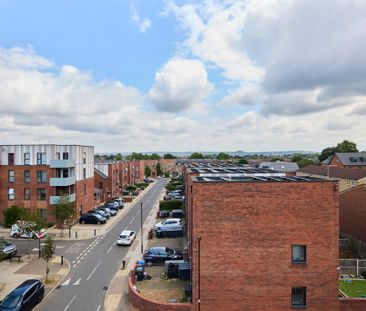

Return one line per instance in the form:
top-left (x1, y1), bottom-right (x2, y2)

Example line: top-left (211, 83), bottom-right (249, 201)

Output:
top-left (189, 180), bottom-right (339, 311)
top-left (75, 177), bottom-right (94, 215)
top-left (0, 165), bottom-right (54, 223)
top-left (339, 298), bottom-right (366, 310)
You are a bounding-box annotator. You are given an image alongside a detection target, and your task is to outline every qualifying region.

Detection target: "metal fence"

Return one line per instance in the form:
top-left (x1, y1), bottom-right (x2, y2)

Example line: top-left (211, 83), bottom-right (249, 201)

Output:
top-left (339, 259), bottom-right (366, 276)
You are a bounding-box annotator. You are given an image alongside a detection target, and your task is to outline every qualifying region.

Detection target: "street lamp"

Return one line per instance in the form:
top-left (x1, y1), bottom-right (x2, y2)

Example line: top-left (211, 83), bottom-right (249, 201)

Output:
top-left (140, 201), bottom-right (143, 254)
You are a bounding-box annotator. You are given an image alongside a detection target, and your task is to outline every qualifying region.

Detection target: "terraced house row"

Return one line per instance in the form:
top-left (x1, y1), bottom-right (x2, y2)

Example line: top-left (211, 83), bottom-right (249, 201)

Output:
top-left (0, 144), bottom-right (178, 224)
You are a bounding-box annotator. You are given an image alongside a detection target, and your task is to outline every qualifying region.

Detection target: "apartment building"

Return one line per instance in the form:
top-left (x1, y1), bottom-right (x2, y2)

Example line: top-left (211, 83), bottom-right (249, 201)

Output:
top-left (94, 161), bottom-right (122, 198)
top-left (0, 144), bottom-right (94, 223)
top-left (184, 165), bottom-right (339, 310)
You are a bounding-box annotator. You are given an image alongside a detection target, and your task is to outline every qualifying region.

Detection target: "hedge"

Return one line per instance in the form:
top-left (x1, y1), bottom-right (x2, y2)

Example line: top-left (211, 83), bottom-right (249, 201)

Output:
top-left (159, 200), bottom-right (183, 211)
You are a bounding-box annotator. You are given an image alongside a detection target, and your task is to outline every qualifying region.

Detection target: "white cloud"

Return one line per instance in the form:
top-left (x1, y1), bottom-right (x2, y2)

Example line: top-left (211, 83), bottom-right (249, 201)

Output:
top-left (130, 5), bottom-right (151, 33)
top-left (219, 84), bottom-right (260, 106)
top-left (148, 58), bottom-right (213, 112)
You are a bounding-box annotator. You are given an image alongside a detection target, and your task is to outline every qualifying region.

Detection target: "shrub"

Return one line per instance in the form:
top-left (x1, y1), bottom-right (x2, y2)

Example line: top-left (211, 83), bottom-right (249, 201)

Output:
top-left (159, 200), bottom-right (183, 211)
top-left (361, 270), bottom-right (366, 279)
top-left (126, 185), bottom-right (137, 192)
top-left (3, 206), bottom-right (25, 228)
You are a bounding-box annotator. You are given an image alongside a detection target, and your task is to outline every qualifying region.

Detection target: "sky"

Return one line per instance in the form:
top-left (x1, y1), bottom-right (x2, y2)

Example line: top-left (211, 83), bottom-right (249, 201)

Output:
top-left (0, 0), bottom-right (366, 153)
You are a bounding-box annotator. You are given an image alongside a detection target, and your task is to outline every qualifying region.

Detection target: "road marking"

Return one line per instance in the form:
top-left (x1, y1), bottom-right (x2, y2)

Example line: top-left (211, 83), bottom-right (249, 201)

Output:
top-left (72, 260), bottom-right (76, 264)
top-left (62, 278), bottom-right (70, 286)
top-left (107, 245), bottom-right (113, 254)
top-left (73, 264), bottom-right (76, 268)
top-left (77, 260), bottom-right (80, 264)
top-left (87, 260), bottom-right (102, 281)
top-left (96, 304), bottom-right (101, 311)
top-left (73, 278), bottom-right (81, 286)
top-left (64, 294), bottom-right (77, 311)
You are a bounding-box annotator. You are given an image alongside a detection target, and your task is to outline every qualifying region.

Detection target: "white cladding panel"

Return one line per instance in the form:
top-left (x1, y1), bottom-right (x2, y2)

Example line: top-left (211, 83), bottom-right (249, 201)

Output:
top-left (0, 145), bottom-right (94, 181)
top-left (94, 163), bottom-right (109, 177)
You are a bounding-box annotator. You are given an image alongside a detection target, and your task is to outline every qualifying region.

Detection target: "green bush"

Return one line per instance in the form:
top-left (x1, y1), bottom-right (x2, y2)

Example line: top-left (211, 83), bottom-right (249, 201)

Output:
top-left (3, 206), bottom-right (25, 228)
top-left (159, 200), bottom-right (183, 211)
top-left (126, 185), bottom-right (137, 192)
top-left (135, 182), bottom-right (148, 189)
top-left (361, 270), bottom-right (366, 279)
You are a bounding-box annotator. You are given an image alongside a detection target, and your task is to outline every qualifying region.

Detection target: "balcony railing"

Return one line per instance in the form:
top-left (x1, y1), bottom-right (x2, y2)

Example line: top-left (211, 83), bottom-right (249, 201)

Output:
top-left (49, 193), bottom-right (76, 205)
top-left (49, 176), bottom-right (76, 187)
top-left (49, 159), bottom-right (76, 168)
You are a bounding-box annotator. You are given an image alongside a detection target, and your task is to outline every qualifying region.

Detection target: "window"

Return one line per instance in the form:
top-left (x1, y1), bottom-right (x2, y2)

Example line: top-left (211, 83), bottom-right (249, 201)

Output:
top-left (8, 188), bottom-right (14, 200)
top-left (8, 170), bottom-right (14, 183)
top-left (24, 170), bottom-right (30, 183)
top-left (37, 152), bottom-right (47, 165)
top-left (24, 152), bottom-right (30, 165)
top-left (291, 287), bottom-right (306, 307)
top-left (292, 245), bottom-right (306, 263)
top-left (8, 153), bottom-right (14, 165)
top-left (37, 209), bottom-right (47, 221)
top-left (56, 152), bottom-right (60, 160)
top-left (83, 152), bottom-right (86, 164)
top-left (24, 188), bottom-right (30, 200)
top-left (83, 168), bottom-right (86, 179)
top-left (37, 170), bottom-right (47, 183)
top-left (63, 152), bottom-right (69, 160)
top-left (37, 188), bottom-right (46, 200)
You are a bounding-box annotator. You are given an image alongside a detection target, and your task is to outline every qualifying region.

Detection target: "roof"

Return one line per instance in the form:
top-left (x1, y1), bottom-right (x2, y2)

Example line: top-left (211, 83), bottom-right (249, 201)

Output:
top-left (120, 230), bottom-right (134, 235)
top-left (334, 152), bottom-right (366, 166)
top-left (11, 279), bottom-right (40, 295)
top-left (192, 176), bottom-right (329, 183)
top-left (259, 161), bottom-right (299, 172)
top-left (298, 165), bottom-right (366, 180)
top-left (94, 167), bottom-right (108, 179)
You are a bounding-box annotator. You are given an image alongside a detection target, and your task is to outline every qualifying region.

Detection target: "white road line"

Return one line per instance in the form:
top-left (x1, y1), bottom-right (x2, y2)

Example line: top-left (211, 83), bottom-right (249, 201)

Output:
top-left (86, 260), bottom-right (102, 281)
top-left (62, 278), bottom-right (70, 286)
top-left (96, 304), bottom-right (101, 311)
top-left (107, 245), bottom-right (113, 254)
top-left (81, 256), bottom-right (85, 260)
top-left (71, 261), bottom-right (76, 264)
top-left (113, 241), bottom-right (116, 246)
top-left (73, 264), bottom-right (76, 268)
top-left (64, 294), bottom-right (77, 311)
top-left (73, 278), bottom-right (81, 286)
top-left (77, 260), bottom-right (80, 264)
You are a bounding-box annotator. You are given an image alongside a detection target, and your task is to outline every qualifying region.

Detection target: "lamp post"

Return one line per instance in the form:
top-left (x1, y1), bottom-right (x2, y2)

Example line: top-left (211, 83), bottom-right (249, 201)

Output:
top-left (140, 201), bottom-right (143, 254)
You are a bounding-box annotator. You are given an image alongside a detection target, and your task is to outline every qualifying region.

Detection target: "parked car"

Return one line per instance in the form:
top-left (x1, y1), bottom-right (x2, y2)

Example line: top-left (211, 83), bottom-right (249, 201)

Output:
top-left (10, 224), bottom-right (47, 239)
top-left (154, 218), bottom-right (183, 232)
top-left (99, 207), bottom-right (116, 216)
top-left (88, 209), bottom-right (110, 220)
top-left (111, 197), bottom-right (124, 209)
top-left (0, 279), bottom-right (44, 311)
top-left (0, 239), bottom-right (17, 259)
top-left (79, 213), bottom-right (106, 224)
top-left (143, 246), bottom-right (183, 266)
top-left (116, 230), bottom-right (136, 246)
top-left (104, 202), bottom-right (119, 211)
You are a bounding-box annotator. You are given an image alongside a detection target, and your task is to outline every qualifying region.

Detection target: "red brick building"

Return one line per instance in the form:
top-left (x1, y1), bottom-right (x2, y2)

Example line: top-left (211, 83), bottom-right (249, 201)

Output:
top-left (184, 165), bottom-right (340, 310)
top-left (0, 144), bottom-right (94, 223)
top-left (329, 153), bottom-right (366, 170)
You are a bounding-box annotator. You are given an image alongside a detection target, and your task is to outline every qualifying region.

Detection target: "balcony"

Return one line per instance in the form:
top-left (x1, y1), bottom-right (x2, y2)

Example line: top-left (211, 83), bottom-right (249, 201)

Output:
top-left (50, 193), bottom-right (76, 205)
top-left (50, 176), bottom-right (76, 187)
top-left (50, 159), bottom-right (75, 168)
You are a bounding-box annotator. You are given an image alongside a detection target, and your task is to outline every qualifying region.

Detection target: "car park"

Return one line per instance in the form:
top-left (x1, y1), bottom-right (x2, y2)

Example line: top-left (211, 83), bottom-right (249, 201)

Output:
top-left (0, 279), bottom-right (44, 311)
top-left (143, 246), bottom-right (183, 266)
top-left (10, 223), bottom-right (47, 239)
top-left (99, 207), bottom-right (116, 216)
top-left (154, 218), bottom-right (183, 232)
top-left (79, 213), bottom-right (106, 224)
top-left (0, 239), bottom-right (17, 259)
top-left (116, 230), bottom-right (136, 246)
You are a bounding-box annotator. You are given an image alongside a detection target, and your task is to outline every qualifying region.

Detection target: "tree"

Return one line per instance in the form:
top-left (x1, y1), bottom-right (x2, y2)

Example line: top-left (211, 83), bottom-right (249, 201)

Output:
top-left (150, 153), bottom-right (161, 160)
top-left (271, 157), bottom-right (282, 162)
top-left (217, 152), bottom-right (230, 160)
top-left (156, 163), bottom-right (162, 176)
top-left (3, 206), bottom-right (25, 228)
top-left (238, 158), bottom-right (248, 165)
top-left (319, 146), bottom-right (336, 162)
top-left (42, 236), bottom-right (55, 282)
top-left (163, 153), bottom-right (176, 159)
top-left (115, 153), bottom-right (122, 160)
top-left (145, 166), bottom-right (151, 177)
top-left (336, 140), bottom-right (358, 153)
top-left (189, 152), bottom-right (204, 159)
top-left (55, 195), bottom-right (76, 237)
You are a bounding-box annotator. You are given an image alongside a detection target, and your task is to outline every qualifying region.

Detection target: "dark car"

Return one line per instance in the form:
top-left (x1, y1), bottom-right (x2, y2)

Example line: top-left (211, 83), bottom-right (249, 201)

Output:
top-left (0, 239), bottom-right (17, 259)
top-left (99, 207), bottom-right (116, 216)
top-left (0, 279), bottom-right (44, 311)
top-left (79, 213), bottom-right (106, 224)
top-left (143, 246), bottom-right (183, 266)
top-left (88, 209), bottom-right (110, 220)
top-left (104, 202), bottom-right (119, 212)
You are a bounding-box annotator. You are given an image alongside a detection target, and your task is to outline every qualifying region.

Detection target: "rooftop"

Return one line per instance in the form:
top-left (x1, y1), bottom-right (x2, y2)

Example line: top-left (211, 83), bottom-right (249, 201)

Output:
top-left (298, 165), bottom-right (366, 180)
top-left (334, 152), bottom-right (366, 166)
top-left (192, 175), bottom-right (331, 183)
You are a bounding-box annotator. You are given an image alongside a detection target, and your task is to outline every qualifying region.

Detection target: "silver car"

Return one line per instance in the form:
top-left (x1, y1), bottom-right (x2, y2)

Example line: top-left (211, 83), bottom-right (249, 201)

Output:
top-left (0, 238), bottom-right (17, 258)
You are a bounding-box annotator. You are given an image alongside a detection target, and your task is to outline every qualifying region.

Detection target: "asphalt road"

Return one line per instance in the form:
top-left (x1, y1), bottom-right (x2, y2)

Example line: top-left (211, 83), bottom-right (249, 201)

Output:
top-left (32, 178), bottom-right (167, 311)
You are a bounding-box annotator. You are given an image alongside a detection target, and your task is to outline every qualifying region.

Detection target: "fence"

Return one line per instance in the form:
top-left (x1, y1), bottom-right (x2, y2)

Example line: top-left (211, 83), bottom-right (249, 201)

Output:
top-left (339, 258), bottom-right (366, 276)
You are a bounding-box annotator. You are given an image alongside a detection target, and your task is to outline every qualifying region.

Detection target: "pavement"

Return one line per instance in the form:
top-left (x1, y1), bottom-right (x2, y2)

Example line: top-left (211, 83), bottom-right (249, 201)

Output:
top-left (0, 180), bottom-right (167, 311)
